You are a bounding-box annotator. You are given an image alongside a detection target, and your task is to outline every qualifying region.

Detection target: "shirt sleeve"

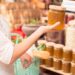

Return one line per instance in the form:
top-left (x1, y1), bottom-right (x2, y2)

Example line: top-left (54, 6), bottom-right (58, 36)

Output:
top-left (0, 31), bottom-right (14, 64)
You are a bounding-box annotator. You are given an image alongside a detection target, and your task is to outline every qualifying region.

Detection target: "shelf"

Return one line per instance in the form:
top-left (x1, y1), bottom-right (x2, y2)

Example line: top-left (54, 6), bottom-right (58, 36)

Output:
top-left (40, 65), bottom-right (71, 75)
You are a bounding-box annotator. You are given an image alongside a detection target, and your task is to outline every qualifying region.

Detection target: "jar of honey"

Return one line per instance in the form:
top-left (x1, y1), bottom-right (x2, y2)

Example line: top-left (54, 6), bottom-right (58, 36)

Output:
top-left (63, 47), bottom-right (72, 62)
top-left (37, 40), bottom-right (47, 64)
top-left (48, 5), bottom-right (66, 30)
top-left (45, 57), bottom-right (53, 67)
top-left (72, 50), bottom-right (75, 63)
top-left (53, 58), bottom-right (62, 70)
top-left (62, 60), bottom-right (71, 73)
top-left (46, 42), bottom-right (55, 57)
top-left (71, 63), bottom-right (75, 75)
top-left (54, 44), bottom-right (64, 59)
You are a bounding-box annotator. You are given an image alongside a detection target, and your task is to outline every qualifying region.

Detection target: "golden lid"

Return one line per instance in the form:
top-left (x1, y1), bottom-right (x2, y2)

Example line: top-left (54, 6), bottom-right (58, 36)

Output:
top-left (37, 40), bottom-right (47, 45)
top-left (54, 44), bottom-right (64, 49)
top-left (46, 42), bottom-right (55, 47)
top-left (49, 5), bottom-right (66, 11)
top-left (63, 46), bottom-right (72, 51)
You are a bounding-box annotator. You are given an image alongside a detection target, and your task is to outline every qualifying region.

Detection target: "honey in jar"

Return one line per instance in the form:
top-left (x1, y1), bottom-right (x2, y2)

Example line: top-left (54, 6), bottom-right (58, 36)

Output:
top-left (37, 40), bottom-right (47, 64)
top-left (46, 42), bottom-right (55, 57)
top-left (53, 58), bottom-right (62, 70)
top-left (54, 44), bottom-right (64, 59)
top-left (45, 58), bottom-right (53, 67)
top-left (72, 50), bottom-right (75, 63)
top-left (48, 5), bottom-right (66, 30)
top-left (40, 59), bottom-right (45, 65)
top-left (63, 47), bottom-right (72, 62)
top-left (62, 60), bottom-right (71, 73)
top-left (71, 63), bottom-right (75, 75)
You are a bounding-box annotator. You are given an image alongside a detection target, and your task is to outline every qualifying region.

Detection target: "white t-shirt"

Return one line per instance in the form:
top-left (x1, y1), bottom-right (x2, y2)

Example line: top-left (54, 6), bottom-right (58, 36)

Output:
top-left (0, 31), bottom-right (14, 75)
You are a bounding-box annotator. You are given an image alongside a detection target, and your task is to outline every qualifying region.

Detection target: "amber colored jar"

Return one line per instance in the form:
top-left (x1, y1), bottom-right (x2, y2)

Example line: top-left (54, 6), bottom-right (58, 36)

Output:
top-left (62, 61), bottom-right (71, 73)
top-left (72, 50), bottom-right (75, 63)
top-left (46, 42), bottom-right (55, 57)
top-left (71, 63), bottom-right (75, 75)
top-left (53, 58), bottom-right (62, 70)
top-left (48, 5), bottom-right (66, 30)
top-left (54, 44), bottom-right (64, 59)
top-left (37, 40), bottom-right (47, 65)
top-left (63, 47), bottom-right (72, 62)
top-left (40, 59), bottom-right (45, 65)
top-left (45, 58), bottom-right (53, 67)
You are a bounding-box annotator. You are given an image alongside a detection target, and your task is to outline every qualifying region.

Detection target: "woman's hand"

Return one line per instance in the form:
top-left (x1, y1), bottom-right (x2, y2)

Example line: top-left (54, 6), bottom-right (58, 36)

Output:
top-left (38, 22), bottom-right (60, 34)
top-left (20, 53), bottom-right (32, 68)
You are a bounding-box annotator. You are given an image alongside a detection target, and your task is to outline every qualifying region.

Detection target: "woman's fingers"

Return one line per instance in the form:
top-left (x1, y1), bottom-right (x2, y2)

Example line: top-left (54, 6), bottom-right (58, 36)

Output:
top-left (48, 22), bottom-right (60, 29)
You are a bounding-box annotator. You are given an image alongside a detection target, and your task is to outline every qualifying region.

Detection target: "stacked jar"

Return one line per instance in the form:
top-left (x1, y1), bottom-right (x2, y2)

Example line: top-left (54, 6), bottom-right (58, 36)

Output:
top-left (53, 44), bottom-right (64, 70)
top-left (62, 47), bottom-right (72, 73)
top-left (37, 40), bottom-right (47, 65)
top-left (45, 42), bottom-right (55, 67)
top-left (71, 50), bottom-right (75, 75)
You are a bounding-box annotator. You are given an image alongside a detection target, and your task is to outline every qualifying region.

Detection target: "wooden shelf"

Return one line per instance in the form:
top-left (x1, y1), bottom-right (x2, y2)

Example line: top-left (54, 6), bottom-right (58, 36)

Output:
top-left (40, 65), bottom-right (71, 75)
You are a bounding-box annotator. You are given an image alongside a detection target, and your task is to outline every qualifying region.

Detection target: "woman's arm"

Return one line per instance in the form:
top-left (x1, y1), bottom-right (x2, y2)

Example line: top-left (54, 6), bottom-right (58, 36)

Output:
top-left (10, 22), bottom-right (60, 64)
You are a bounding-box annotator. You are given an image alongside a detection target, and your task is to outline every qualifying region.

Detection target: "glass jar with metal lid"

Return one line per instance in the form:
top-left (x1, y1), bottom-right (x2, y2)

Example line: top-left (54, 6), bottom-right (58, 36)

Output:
top-left (62, 60), bottom-right (71, 73)
top-left (63, 46), bottom-right (72, 62)
top-left (48, 5), bottom-right (66, 30)
top-left (46, 42), bottom-right (55, 57)
top-left (54, 44), bottom-right (64, 59)
top-left (53, 58), bottom-right (62, 70)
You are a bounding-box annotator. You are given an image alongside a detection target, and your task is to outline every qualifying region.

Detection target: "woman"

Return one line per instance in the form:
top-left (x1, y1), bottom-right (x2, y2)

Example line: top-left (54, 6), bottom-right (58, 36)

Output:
top-left (0, 4), bottom-right (60, 75)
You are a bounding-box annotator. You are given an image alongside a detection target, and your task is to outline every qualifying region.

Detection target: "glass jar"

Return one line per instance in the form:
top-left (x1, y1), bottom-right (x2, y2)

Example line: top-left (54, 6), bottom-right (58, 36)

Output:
top-left (62, 60), bottom-right (71, 73)
top-left (37, 40), bottom-right (47, 65)
top-left (72, 50), bottom-right (75, 63)
top-left (71, 63), bottom-right (75, 75)
top-left (48, 5), bottom-right (66, 30)
top-left (46, 42), bottom-right (55, 57)
top-left (54, 44), bottom-right (63, 59)
top-left (53, 58), bottom-right (62, 70)
top-left (63, 47), bottom-right (72, 62)
top-left (45, 58), bottom-right (53, 67)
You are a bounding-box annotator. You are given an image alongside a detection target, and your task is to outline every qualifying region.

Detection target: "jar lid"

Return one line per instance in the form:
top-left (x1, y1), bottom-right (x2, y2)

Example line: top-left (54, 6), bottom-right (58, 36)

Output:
top-left (68, 20), bottom-right (75, 27)
top-left (46, 42), bottom-right (55, 47)
top-left (49, 5), bottom-right (66, 11)
top-left (54, 44), bottom-right (64, 49)
top-left (63, 46), bottom-right (72, 51)
top-left (37, 40), bottom-right (47, 45)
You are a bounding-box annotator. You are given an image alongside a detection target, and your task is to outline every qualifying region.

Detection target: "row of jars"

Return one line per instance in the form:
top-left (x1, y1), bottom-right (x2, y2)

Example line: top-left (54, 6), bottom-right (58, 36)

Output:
top-left (45, 57), bottom-right (75, 75)
top-left (37, 40), bottom-right (75, 75)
